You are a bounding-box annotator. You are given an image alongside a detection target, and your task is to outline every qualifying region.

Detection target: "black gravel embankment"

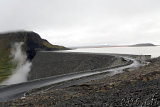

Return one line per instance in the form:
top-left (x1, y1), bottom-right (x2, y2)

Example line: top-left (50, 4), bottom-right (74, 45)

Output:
top-left (28, 52), bottom-right (129, 80)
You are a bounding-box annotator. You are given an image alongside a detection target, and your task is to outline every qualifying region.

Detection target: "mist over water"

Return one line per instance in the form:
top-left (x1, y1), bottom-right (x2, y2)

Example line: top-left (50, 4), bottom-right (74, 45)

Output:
top-left (1, 42), bottom-right (32, 85)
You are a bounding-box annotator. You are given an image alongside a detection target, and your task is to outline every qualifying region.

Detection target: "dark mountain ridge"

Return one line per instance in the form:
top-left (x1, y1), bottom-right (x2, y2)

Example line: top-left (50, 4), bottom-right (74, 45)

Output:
top-left (131, 43), bottom-right (156, 47)
top-left (0, 31), bottom-right (67, 82)
top-left (0, 31), bottom-right (67, 60)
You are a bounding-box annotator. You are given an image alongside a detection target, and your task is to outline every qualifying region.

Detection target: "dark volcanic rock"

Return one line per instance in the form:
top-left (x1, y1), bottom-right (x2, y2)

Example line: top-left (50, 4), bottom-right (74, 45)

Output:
top-left (28, 52), bottom-right (128, 80)
top-left (3, 56), bottom-right (160, 107)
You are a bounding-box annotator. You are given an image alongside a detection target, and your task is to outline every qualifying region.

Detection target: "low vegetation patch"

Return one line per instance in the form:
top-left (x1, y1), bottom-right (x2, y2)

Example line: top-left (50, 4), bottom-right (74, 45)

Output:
top-left (0, 50), bottom-right (16, 82)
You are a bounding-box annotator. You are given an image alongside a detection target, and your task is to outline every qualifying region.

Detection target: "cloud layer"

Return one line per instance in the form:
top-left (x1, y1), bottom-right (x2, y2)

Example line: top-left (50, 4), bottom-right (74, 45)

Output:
top-left (0, 0), bottom-right (160, 46)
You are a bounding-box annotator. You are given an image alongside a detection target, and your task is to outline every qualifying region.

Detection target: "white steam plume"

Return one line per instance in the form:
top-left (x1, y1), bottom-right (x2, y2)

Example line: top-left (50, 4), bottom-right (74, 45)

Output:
top-left (1, 42), bottom-right (32, 85)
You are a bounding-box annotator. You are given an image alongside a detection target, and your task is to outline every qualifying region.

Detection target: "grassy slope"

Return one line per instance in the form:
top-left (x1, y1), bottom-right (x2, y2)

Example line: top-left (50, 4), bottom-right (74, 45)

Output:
top-left (42, 41), bottom-right (65, 50)
top-left (0, 49), bottom-right (15, 82)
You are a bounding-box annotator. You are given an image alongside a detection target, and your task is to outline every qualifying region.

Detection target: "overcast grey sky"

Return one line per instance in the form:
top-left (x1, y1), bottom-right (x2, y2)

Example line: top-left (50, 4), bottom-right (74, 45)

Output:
top-left (0, 0), bottom-right (160, 46)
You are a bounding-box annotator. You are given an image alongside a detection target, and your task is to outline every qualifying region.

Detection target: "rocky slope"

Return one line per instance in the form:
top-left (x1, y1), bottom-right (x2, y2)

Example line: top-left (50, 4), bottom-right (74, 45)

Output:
top-left (2, 57), bottom-right (160, 107)
top-left (28, 52), bottom-right (129, 80)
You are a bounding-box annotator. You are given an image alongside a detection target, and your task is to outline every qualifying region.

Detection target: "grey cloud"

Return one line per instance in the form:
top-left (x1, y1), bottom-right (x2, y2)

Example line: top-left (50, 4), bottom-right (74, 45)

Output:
top-left (0, 0), bottom-right (160, 46)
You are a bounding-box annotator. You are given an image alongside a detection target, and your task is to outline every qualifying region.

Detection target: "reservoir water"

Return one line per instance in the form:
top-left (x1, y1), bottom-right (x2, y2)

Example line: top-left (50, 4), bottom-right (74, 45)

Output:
top-left (67, 46), bottom-right (160, 58)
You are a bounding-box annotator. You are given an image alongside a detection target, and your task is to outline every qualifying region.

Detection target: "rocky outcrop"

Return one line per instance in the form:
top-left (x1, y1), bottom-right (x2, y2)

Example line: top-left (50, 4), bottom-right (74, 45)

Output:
top-left (0, 31), bottom-right (67, 82)
top-left (28, 52), bottom-right (129, 80)
top-left (0, 31), bottom-right (67, 60)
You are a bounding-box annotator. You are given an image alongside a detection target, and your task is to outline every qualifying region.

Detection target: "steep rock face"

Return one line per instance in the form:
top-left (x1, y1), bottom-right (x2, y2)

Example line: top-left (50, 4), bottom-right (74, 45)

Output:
top-left (0, 31), bottom-right (66, 60)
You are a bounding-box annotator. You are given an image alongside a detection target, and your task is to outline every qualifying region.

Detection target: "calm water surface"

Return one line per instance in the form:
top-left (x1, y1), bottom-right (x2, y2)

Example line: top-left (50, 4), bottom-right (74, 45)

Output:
top-left (67, 46), bottom-right (160, 58)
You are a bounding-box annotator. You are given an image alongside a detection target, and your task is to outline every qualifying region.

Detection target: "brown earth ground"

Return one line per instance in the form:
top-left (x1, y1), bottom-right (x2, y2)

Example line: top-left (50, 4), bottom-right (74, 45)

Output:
top-left (1, 57), bottom-right (160, 107)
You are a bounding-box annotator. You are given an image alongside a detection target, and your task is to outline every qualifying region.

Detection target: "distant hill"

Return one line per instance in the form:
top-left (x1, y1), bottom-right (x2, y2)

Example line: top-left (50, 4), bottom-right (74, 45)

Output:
top-left (0, 31), bottom-right (67, 59)
top-left (0, 31), bottom-right (67, 82)
top-left (70, 43), bottom-right (157, 49)
top-left (131, 43), bottom-right (156, 47)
